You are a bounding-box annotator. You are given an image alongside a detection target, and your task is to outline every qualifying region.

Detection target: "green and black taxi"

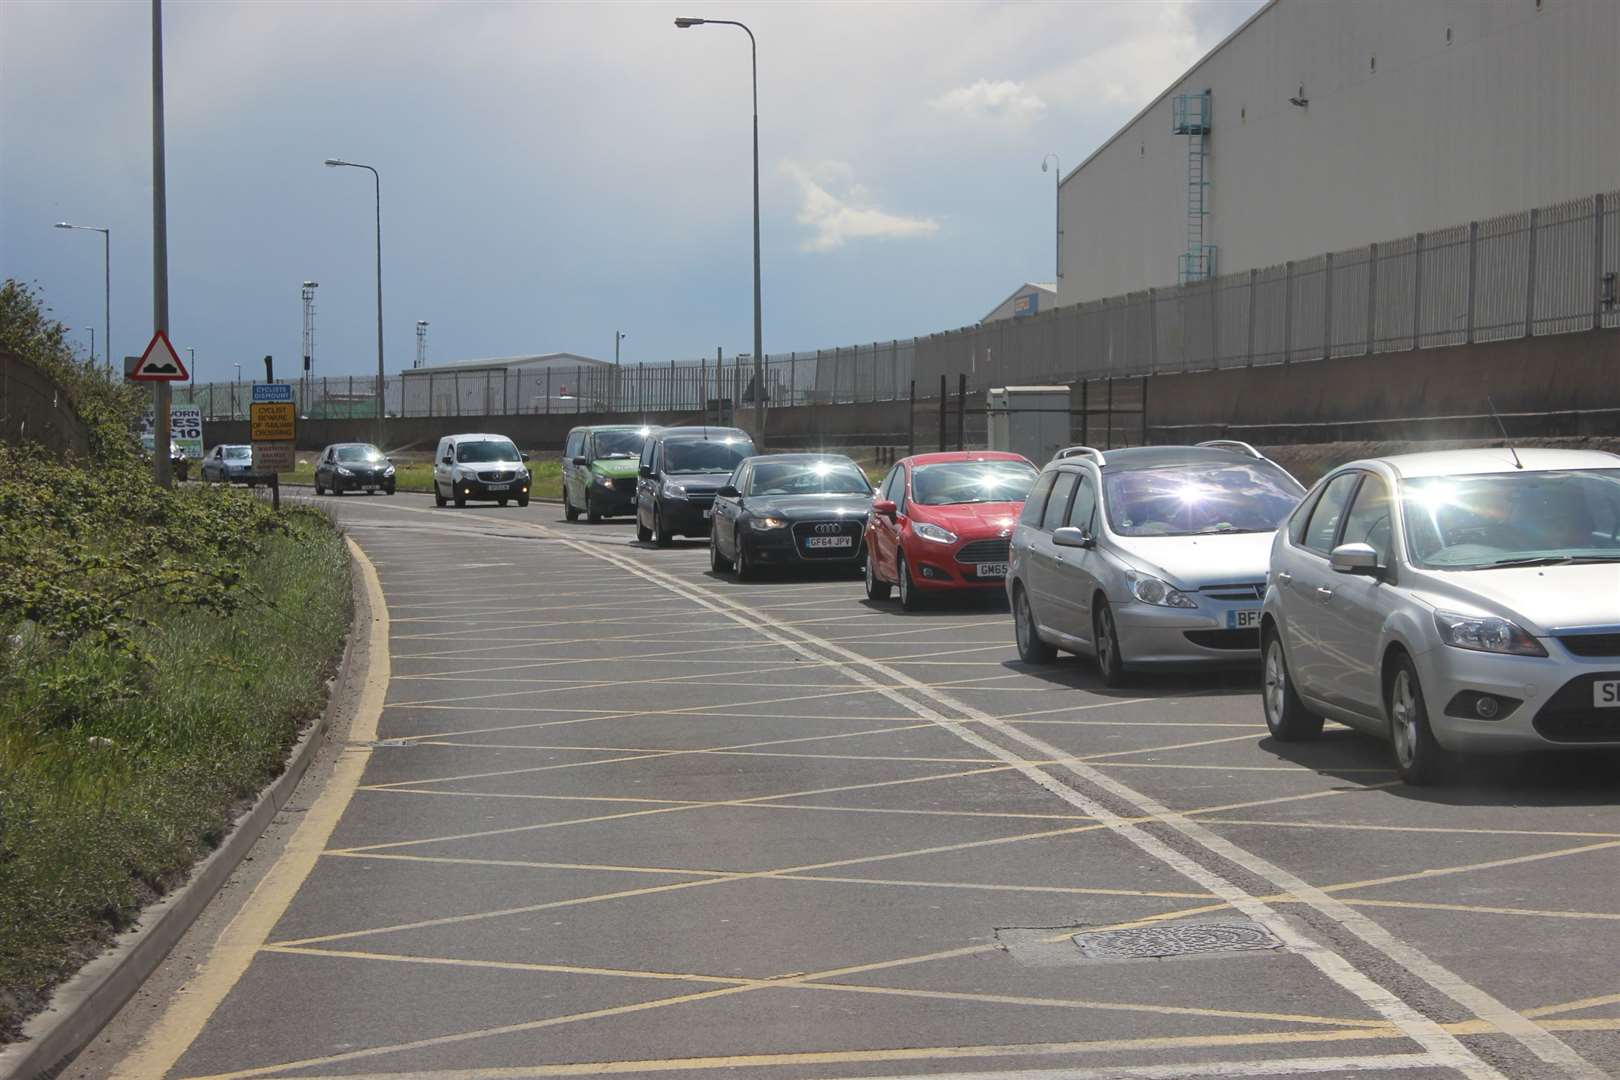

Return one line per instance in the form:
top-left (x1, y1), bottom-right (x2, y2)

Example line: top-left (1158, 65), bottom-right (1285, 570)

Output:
top-left (563, 424), bottom-right (655, 522)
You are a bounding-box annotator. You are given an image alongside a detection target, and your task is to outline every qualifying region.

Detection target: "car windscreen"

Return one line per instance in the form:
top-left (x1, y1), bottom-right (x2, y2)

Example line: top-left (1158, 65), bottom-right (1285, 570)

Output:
top-left (912, 461), bottom-right (1038, 505)
top-left (456, 440), bottom-right (520, 463)
top-left (336, 445), bottom-right (384, 463)
top-left (1103, 461), bottom-right (1304, 536)
top-left (747, 461), bottom-right (869, 496)
top-left (592, 430), bottom-right (646, 459)
top-left (224, 446), bottom-right (250, 460)
top-left (1402, 469), bottom-right (1620, 570)
top-left (663, 439), bottom-right (751, 474)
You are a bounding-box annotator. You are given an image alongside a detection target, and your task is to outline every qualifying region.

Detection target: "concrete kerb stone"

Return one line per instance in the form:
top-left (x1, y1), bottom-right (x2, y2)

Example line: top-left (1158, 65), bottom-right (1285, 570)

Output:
top-left (274, 480), bottom-right (563, 506)
top-left (0, 546), bottom-right (375, 1080)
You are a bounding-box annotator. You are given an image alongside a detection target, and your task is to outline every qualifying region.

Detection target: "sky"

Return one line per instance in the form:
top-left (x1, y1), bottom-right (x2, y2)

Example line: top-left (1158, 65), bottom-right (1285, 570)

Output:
top-left (0, 0), bottom-right (1264, 383)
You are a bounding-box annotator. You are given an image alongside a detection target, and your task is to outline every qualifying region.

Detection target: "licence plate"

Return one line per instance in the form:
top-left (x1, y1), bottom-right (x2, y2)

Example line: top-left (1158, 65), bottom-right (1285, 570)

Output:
top-left (1226, 608), bottom-right (1262, 629)
top-left (975, 562), bottom-right (1008, 578)
top-left (486, 483), bottom-right (509, 491)
top-left (703, 508), bottom-right (713, 519)
top-left (805, 536), bottom-right (853, 549)
top-left (1594, 680), bottom-right (1620, 708)
top-left (363, 485), bottom-right (377, 492)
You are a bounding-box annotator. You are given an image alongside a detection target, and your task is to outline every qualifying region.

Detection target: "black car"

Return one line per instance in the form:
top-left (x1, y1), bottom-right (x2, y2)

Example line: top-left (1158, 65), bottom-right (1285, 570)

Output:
top-left (314, 442), bottom-right (396, 495)
top-left (710, 453), bottom-right (873, 579)
top-left (635, 426), bottom-right (756, 546)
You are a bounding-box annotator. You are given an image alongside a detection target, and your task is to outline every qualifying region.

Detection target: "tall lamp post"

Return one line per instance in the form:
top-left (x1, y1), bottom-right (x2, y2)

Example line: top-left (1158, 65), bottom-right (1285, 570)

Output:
top-left (674, 16), bottom-right (763, 440)
top-left (1041, 154), bottom-right (1062, 281)
top-left (54, 222), bottom-right (111, 376)
top-left (324, 158), bottom-right (386, 446)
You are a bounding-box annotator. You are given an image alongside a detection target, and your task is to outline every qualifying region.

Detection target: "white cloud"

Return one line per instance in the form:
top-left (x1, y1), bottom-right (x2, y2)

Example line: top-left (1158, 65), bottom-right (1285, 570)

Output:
top-left (781, 161), bottom-right (940, 253)
top-left (929, 79), bottom-right (1047, 124)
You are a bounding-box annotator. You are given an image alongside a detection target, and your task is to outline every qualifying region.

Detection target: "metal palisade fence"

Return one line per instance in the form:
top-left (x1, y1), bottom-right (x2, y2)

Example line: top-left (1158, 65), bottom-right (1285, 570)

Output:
top-left (178, 189), bottom-right (1618, 421)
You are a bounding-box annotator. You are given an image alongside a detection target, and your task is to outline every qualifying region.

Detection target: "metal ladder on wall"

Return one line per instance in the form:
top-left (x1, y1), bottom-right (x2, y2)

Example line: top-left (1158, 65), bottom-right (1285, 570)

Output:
top-left (1173, 90), bottom-right (1215, 283)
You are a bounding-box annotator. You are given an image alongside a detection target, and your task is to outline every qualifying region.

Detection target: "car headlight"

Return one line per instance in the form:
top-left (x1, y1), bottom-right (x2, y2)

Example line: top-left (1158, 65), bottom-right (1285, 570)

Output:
top-left (336, 466), bottom-right (353, 476)
top-left (383, 465), bottom-right (395, 476)
top-left (912, 522), bottom-right (958, 544)
top-left (1129, 574), bottom-right (1198, 609)
top-left (1433, 611), bottom-right (1547, 656)
top-left (750, 516), bottom-right (788, 530)
top-left (662, 481), bottom-right (687, 499)
top-left (595, 472), bottom-right (615, 486)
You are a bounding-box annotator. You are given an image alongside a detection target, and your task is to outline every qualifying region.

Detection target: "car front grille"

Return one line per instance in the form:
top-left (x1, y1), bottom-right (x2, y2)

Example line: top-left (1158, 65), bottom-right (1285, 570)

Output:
top-left (613, 478), bottom-right (636, 493)
top-left (791, 519), bottom-right (864, 559)
top-left (1199, 583), bottom-right (1266, 602)
top-left (1183, 629), bottom-right (1261, 651)
top-left (1532, 672), bottom-right (1620, 742)
top-left (955, 538), bottom-right (1011, 564)
top-left (479, 470), bottom-right (516, 482)
top-left (1557, 634), bottom-right (1620, 658)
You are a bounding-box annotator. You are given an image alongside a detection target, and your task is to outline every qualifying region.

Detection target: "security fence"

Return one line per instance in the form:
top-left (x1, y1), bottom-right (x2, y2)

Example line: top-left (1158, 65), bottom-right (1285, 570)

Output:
top-left (179, 188), bottom-right (1617, 421)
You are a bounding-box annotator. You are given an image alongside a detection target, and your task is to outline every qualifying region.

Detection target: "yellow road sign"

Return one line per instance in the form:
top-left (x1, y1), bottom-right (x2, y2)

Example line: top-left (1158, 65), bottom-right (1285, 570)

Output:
top-left (250, 402), bottom-right (295, 442)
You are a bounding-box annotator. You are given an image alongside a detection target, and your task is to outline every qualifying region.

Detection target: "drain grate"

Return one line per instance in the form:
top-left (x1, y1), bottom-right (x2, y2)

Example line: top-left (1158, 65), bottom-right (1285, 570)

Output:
top-left (1072, 922), bottom-right (1282, 960)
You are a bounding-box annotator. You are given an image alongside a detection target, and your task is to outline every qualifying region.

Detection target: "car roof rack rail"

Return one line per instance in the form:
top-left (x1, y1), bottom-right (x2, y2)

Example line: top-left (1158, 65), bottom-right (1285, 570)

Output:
top-left (1196, 439), bottom-right (1265, 459)
top-left (1053, 446), bottom-right (1106, 466)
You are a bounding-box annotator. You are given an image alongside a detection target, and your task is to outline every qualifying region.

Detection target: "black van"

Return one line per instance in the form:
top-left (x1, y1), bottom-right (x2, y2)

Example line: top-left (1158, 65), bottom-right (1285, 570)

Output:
top-left (635, 426), bottom-right (756, 546)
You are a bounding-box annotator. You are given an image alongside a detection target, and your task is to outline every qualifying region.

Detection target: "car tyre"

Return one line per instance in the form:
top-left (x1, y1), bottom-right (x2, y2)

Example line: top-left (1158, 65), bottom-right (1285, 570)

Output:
top-left (1012, 583), bottom-right (1057, 664)
top-left (636, 509), bottom-right (653, 543)
top-left (498, 497), bottom-right (510, 507)
top-left (1388, 653), bottom-right (1447, 786)
top-left (864, 544), bottom-right (892, 601)
top-left (897, 553), bottom-right (923, 611)
top-left (654, 504), bottom-right (673, 548)
top-left (586, 490), bottom-right (603, 524)
top-left (314, 482), bottom-right (325, 495)
top-left (1092, 597), bottom-right (1128, 687)
top-left (710, 535), bottom-right (733, 573)
top-left (563, 490), bottom-right (580, 521)
top-left (454, 489), bottom-right (467, 508)
top-left (734, 536), bottom-right (754, 581)
top-left (434, 482), bottom-right (447, 508)
top-left (1261, 630), bottom-right (1323, 741)
top-left (516, 492), bottom-right (529, 507)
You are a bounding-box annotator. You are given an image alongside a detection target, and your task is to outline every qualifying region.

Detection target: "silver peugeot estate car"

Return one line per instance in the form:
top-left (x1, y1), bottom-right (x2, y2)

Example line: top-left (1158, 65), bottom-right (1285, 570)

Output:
top-left (1261, 448), bottom-right (1620, 784)
top-left (1007, 442), bottom-right (1305, 685)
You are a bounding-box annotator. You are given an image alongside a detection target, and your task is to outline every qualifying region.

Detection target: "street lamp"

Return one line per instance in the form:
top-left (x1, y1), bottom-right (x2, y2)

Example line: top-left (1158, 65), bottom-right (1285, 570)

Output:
top-left (233, 362), bottom-right (242, 420)
top-left (54, 222), bottom-right (111, 376)
top-left (674, 16), bottom-right (764, 440)
top-left (1041, 154), bottom-right (1062, 281)
top-left (324, 158), bottom-right (386, 445)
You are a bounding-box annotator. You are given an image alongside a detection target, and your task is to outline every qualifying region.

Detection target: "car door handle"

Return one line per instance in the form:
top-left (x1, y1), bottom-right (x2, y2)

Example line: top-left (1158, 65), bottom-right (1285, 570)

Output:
top-left (1315, 586), bottom-right (1334, 600)
top-left (1276, 572), bottom-right (1292, 585)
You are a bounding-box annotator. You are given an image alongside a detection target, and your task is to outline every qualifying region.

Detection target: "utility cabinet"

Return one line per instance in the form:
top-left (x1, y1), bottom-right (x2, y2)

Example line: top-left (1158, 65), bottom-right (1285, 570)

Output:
top-left (986, 386), bottom-right (1071, 465)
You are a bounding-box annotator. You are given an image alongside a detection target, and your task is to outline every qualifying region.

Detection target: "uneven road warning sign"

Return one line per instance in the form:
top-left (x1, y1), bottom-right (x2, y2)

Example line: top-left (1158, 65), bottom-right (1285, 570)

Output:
top-left (128, 330), bottom-right (189, 381)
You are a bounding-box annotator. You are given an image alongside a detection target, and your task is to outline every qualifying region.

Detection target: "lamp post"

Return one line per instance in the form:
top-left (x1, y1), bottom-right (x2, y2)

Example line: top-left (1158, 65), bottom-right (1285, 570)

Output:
top-left (1041, 154), bottom-right (1062, 281)
top-left (324, 158), bottom-right (385, 446)
top-left (233, 362), bottom-right (241, 420)
top-left (54, 222), bottom-right (111, 376)
top-left (674, 16), bottom-right (763, 440)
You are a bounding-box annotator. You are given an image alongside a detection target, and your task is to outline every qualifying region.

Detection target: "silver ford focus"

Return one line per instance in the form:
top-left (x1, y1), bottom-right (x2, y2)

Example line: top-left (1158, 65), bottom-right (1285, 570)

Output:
top-left (1261, 447), bottom-right (1620, 784)
top-left (1007, 442), bottom-right (1306, 685)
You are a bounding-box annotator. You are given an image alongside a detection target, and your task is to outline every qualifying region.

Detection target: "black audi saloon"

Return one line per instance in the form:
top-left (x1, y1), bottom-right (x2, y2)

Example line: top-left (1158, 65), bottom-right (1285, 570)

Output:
top-left (709, 453), bottom-right (873, 579)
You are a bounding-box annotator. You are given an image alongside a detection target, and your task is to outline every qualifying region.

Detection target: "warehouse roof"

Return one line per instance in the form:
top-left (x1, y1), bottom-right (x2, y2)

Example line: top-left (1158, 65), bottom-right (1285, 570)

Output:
top-left (401, 352), bottom-right (610, 376)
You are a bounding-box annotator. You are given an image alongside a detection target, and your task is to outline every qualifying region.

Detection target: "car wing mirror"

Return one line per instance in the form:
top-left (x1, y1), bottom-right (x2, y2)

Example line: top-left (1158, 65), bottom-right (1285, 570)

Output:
top-left (1052, 526), bottom-right (1094, 549)
top-left (638, 464), bottom-right (653, 478)
top-left (442, 455), bottom-right (453, 465)
top-left (872, 499), bottom-right (897, 518)
top-left (1330, 542), bottom-right (1382, 576)
top-left (717, 484), bottom-right (740, 499)
top-left (572, 455), bottom-right (591, 466)
top-left (521, 452), bottom-right (530, 462)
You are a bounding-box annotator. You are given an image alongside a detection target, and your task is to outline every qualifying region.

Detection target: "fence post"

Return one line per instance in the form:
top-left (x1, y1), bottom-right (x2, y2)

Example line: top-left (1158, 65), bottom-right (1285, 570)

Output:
top-left (1322, 252), bottom-right (1334, 360)
top-left (427, 374), bottom-right (434, 418)
top-left (1465, 221), bottom-right (1479, 343)
top-left (1282, 261), bottom-right (1294, 365)
top-left (1366, 242), bottom-right (1378, 354)
top-left (956, 373), bottom-right (966, 451)
top-left (789, 351), bottom-right (797, 407)
top-left (546, 368), bottom-right (551, 414)
top-left (1245, 269), bottom-right (1257, 366)
top-left (1412, 232), bottom-right (1424, 349)
top-left (1209, 279), bottom-right (1220, 368)
top-left (1104, 377), bottom-right (1114, 450)
top-left (937, 374), bottom-right (947, 452)
top-left (1595, 193), bottom-right (1607, 328)
top-left (907, 379), bottom-right (916, 456)
top-left (455, 371), bottom-right (462, 416)
top-left (1147, 287), bottom-right (1158, 372)
top-left (1080, 380), bottom-right (1089, 445)
top-left (1524, 207), bottom-right (1541, 338)
top-left (485, 370), bottom-right (492, 416)
top-left (1139, 376), bottom-right (1149, 446)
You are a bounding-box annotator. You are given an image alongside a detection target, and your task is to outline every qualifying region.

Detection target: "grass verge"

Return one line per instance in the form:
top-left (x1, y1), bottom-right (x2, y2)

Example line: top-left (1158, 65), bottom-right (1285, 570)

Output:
top-left (286, 459), bottom-right (565, 498)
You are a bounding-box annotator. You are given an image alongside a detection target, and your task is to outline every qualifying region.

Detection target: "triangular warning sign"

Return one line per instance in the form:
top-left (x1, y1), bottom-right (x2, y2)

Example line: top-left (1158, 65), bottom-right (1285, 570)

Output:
top-left (129, 330), bottom-right (189, 381)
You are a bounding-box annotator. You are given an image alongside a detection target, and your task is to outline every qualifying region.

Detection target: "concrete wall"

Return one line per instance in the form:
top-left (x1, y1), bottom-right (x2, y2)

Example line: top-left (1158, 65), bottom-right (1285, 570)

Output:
top-left (0, 350), bottom-right (91, 459)
top-left (1057, 0), bottom-right (1620, 304)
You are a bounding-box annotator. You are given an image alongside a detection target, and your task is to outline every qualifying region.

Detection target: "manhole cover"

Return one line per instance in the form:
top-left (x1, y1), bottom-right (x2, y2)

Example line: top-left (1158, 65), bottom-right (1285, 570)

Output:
top-left (1072, 922), bottom-right (1282, 960)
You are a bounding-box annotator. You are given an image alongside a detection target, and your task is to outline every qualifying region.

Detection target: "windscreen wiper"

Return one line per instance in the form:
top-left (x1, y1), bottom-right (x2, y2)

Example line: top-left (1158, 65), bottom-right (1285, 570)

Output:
top-left (1477, 554), bottom-right (1620, 568)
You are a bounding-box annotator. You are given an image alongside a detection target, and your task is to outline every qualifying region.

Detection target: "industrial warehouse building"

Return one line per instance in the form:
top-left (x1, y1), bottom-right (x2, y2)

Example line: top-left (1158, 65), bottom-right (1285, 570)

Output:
top-left (399, 353), bottom-right (613, 416)
top-left (1056, 0), bottom-right (1620, 306)
top-left (982, 283), bottom-right (1056, 324)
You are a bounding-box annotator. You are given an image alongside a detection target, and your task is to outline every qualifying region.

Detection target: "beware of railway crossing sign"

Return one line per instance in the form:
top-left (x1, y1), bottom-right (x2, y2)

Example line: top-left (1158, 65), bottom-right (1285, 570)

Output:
top-left (250, 382), bottom-right (297, 481)
top-left (127, 330), bottom-right (189, 381)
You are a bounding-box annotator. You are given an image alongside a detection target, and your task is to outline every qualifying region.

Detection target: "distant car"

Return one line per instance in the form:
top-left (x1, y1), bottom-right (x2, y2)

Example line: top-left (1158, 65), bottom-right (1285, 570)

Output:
top-left (200, 444), bottom-right (263, 486)
top-left (432, 433), bottom-right (531, 508)
top-left (709, 453), bottom-right (873, 579)
top-left (562, 424), bottom-right (654, 523)
top-left (1262, 447), bottom-right (1620, 784)
top-left (865, 451), bottom-right (1038, 610)
top-left (1007, 442), bottom-right (1305, 685)
top-left (314, 442), bottom-right (395, 496)
top-left (635, 426), bottom-right (756, 546)
top-left (139, 432), bottom-right (190, 478)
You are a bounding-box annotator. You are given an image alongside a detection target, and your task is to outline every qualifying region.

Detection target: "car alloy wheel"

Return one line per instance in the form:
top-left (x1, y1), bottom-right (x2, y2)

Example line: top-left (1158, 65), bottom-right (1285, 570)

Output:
top-left (586, 490), bottom-right (603, 524)
top-left (314, 483), bottom-right (325, 495)
top-left (897, 554), bottom-right (921, 611)
top-left (864, 545), bottom-right (892, 601)
top-left (654, 504), bottom-right (673, 548)
top-left (1093, 599), bottom-right (1127, 686)
top-left (735, 536), bottom-right (755, 580)
top-left (711, 532), bottom-right (733, 573)
top-left (564, 489), bottom-right (579, 521)
top-left (1262, 633), bottom-right (1322, 740)
top-left (1388, 658), bottom-right (1446, 785)
top-left (434, 481), bottom-right (447, 508)
top-left (1013, 585), bottom-right (1056, 664)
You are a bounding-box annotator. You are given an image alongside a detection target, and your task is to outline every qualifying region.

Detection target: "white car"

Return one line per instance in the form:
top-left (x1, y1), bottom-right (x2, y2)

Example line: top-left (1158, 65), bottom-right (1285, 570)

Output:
top-left (1261, 447), bottom-right (1620, 784)
top-left (432, 433), bottom-right (531, 508)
